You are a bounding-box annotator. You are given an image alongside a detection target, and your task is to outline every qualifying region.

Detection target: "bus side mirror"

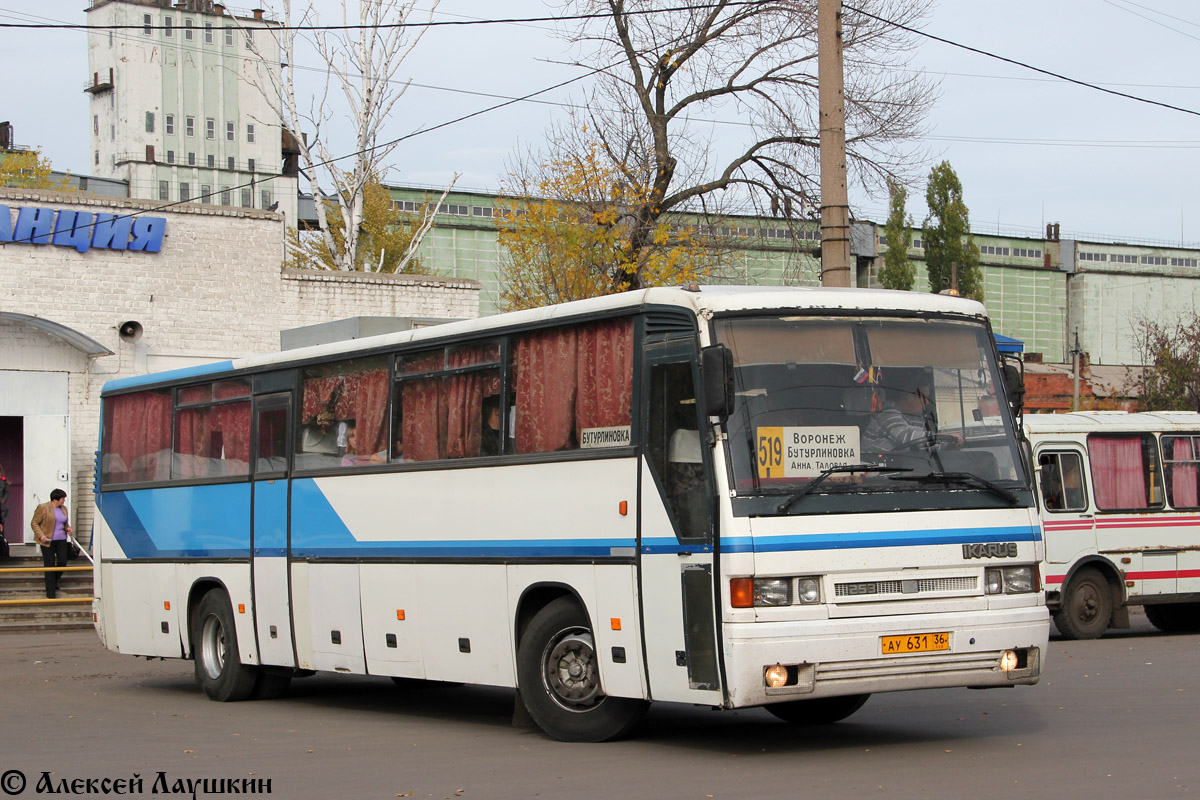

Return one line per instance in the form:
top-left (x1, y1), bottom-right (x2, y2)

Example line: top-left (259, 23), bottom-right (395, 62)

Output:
top-left (1002, 362), bottom-right (1025, 416)
top-left (701, 344), bottom-right (735, 420)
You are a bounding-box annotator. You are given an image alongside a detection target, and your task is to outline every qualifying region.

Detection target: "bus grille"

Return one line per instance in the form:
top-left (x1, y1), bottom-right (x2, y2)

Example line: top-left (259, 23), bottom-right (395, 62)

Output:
top-left (834, 576), bottom-right (977, 598)
top-left (816, 650), bottom-right (1002, 683)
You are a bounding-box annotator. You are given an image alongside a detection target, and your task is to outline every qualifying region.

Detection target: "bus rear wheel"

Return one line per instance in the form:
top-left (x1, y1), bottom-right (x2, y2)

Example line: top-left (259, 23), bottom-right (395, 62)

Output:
top-left (765, 694), bottom-right (870, 724)
top-left (516, 597), bottom-right (648, 742)
top-left (192, 590), bottom-right (259, 702)
top-left (1145, 603), bottom-right (1200, 633)
top-left (1053, 567), bottom-right (1112, 640)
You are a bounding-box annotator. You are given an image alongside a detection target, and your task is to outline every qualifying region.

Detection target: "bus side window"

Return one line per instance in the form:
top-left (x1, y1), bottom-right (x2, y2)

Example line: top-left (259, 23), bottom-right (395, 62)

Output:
top-left (647, 360), bottom-right (711, 542)
top-left (1038, 453), bottom-right (1064, 511)
top-left (1163, 434), bottom-right (1200, 509)
top-left (1039, 451), bottom-right (1088, 513)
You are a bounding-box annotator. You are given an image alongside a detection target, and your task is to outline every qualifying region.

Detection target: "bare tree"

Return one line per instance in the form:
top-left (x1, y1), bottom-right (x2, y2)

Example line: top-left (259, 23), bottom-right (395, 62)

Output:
top-left (527, 0), bottom-right (934, 290)
top-left (255, 0), bottom-right (456, 272)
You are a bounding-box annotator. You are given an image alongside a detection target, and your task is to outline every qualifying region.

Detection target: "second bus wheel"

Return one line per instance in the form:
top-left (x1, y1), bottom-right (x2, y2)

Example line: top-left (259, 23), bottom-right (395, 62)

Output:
top-left (765, 694), bottom-right (870, 725)
top-left (191, 590), bottom-right (259, 702)
top-left (516, 597), bottom-right (648, 742)
top-left (1053, 567), bottom-right (1113, 640)
top-left (1144, 602), bottom-right (1200, 633)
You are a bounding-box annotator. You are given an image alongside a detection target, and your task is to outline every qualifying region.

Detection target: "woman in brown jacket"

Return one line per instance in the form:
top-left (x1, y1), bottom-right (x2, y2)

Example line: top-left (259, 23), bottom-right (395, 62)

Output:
top-left (30, 489), bottom-right (71, 598)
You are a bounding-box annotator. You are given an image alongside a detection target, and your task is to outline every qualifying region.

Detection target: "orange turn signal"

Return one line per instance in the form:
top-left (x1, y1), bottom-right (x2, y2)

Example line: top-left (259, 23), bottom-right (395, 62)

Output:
top-left (610, 618), bottom-right (621, 631)
top-left (163, 601), bottom-right (170, 611)
top-left (396, 609), bottom-right (406, 621)
top-left (619, 501), bottom-right (628, 516)
top-left (730, 578), bottom-right (754, 608)
top-left (237, 603), bottom-right (245, 614)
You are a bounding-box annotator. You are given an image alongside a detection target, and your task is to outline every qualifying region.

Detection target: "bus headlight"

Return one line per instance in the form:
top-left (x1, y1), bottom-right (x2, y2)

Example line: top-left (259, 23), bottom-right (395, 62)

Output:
top-left (754, 578), bottom-right (791, 606)
top-left (986, 566), bottom-right (1036, 594)
top-left (731, 577), bottom-right (824, 607)
top-left (796, 577), bottom-right (821, 604)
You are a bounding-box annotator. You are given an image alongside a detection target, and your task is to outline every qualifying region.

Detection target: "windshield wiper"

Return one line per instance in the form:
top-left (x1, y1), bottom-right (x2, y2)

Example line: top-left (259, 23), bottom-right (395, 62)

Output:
top-left (777, 464), bottom-right (912, 513)
top-left (887, 471), bottom-right (1020, 505)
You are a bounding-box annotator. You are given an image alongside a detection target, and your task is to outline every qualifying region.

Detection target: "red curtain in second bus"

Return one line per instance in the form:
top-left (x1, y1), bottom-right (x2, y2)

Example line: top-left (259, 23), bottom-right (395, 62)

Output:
top-left (1089, 437), bottom-right (1148, 510)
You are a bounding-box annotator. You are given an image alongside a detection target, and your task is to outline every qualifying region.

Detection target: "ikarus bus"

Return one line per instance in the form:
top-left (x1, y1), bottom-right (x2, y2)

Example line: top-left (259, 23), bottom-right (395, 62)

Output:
top-left (92, 286), bottom-right (1049, 741)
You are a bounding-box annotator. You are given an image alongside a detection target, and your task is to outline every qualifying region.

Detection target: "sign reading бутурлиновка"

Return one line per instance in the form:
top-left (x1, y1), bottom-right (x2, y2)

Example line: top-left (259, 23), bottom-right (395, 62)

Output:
top-left (0, 205), bottom-right (165, 254)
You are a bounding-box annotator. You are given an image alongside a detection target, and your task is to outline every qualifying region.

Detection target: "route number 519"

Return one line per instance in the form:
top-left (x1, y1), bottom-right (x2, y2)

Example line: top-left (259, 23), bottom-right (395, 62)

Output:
top-left (757, 427), bottom-right (784, 478)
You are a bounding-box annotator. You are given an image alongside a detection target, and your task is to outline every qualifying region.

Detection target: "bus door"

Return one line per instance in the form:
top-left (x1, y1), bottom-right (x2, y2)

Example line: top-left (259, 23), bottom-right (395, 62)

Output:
top-left (251, 392), bottom-right (295, 667)
top-left (1036, 447), bottom-right (1096, 590)
top-left (638, 341), bottom-right (723, 705)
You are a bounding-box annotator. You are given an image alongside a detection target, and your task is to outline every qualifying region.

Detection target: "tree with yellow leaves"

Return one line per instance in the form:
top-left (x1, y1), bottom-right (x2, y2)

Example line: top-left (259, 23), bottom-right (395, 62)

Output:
top-left (287, 177), bottom-right (436, 274)
top-left (495, 143), bottom-right (708, 311)
top-left (0, 150), bottom-right (72, 191)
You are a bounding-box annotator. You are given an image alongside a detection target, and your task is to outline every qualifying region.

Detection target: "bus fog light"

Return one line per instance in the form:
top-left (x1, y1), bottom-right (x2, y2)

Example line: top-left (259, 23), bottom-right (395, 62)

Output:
top-left (796, 577), bottom-right (821, 604)
top-left (985, 568), bottom-right (1003, 595)
top-left (999, 650), bottom-right (1019, 671)
top-left (754, 578), bottom-right (791, 606)
top-left (1003, 566), bottom-right (1034, 594)
top-left (764, 664), bottom-right (789, 688)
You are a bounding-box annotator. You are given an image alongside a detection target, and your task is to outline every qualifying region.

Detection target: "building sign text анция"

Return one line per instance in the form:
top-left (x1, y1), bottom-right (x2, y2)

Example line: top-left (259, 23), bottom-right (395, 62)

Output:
top-left (0, 205), bottom-right (165, 254)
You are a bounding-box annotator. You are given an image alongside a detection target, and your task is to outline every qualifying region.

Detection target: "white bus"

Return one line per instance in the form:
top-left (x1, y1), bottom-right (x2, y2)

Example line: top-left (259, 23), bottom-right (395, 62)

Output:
top-left (93, 286), bottom-right (1047, 742)
top-left (1027, 411), bottom-right (1200, 638)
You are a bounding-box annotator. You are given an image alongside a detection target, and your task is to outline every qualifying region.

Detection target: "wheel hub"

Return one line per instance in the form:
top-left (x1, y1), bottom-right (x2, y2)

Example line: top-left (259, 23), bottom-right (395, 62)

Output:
top-left (543, 628), bottom-right (602, 710)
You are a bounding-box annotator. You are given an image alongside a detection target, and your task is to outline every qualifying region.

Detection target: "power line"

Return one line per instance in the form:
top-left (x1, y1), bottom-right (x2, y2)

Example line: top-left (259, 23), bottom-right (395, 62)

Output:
top-left (0, 1), bottom-right (757, 32)
top-left (845, 3), bottom-right (1200, 119)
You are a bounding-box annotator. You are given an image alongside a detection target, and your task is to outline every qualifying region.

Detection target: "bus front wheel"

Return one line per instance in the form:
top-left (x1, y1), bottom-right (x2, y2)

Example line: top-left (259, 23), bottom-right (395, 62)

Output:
top-left (765, 694), bottom-right (870, 724)
top-left (1145, 603), bottom-right (1200, 633)
top-left (192, 590), bottom-right (259, 702)
top-left (1053, 567), bottom-right (1112, 640)
top-left (516, 597), bottom-right (648, 742)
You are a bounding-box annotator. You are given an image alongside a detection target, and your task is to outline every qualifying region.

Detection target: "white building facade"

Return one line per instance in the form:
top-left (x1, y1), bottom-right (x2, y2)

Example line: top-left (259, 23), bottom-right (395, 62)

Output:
top-left (0, 188), bottom-right (479, 548)
top-left (85, 0), bottom-right (298, 224)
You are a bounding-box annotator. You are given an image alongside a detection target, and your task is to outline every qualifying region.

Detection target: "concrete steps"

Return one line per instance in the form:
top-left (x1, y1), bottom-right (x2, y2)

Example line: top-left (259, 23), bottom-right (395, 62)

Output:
top-left (0, 545), bottom-right (94, 632)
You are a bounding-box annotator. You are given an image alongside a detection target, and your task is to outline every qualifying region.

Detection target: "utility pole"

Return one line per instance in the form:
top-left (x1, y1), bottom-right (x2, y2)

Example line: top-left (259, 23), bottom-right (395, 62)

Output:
top-left (818, 0), bottom-right (851, 287)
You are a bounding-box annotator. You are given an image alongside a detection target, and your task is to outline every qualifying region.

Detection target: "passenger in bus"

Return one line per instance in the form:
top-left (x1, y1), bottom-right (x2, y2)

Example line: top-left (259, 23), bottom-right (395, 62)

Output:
top-left (1039, 455), bottom-right (1064, 510)
top-left (862, 381), bottom-right (961, 457)
top-left (341, 424), bottom-right (384, 467)
top-left (481, 397), bottom-right (502, 457)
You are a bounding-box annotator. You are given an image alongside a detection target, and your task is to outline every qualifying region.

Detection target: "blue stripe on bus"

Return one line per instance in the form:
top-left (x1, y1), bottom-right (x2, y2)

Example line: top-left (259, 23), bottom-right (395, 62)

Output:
top-left (721, 525), bottom-right (1041, 554)
top-left (102, 360), bottom-right (235, 393)
top-left (98, 484), bottom-right (251, 558)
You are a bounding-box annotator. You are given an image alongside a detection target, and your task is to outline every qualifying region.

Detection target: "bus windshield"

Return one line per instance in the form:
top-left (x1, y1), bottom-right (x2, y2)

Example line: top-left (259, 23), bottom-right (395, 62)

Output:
top-left (715, 315), bottom-right (1028, 511)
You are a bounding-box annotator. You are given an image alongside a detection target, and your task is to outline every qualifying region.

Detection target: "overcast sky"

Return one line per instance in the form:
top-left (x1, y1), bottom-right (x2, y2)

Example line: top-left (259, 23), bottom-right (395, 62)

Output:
top-left (4, 1), bottom-right (1200, 246)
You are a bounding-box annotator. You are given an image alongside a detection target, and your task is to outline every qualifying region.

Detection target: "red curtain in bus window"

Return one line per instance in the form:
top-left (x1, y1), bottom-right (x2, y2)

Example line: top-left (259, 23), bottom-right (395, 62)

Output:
top-left (443, 346), bottom-right (502, 459)
top-left (341, 370), bottom-right (388, 456)
top-left (402, 377), bottom-right (444, 461)
top-left (174, 407), bottom-right (211, 479)
top-left (106, 391), bottom-right (172, 483)
top-left (1170, 437), bottom-right (1199, 508)
top-left (515, 327), bottom-right (579, 453)
top-left (210, 399), bottom-right (251, 476)
top-left (301, 370), bottom-right (388, 456)
top-left (576, 318), bottom-right (633, 432)
top-left (1090, 437), bottom-right (1148, 509)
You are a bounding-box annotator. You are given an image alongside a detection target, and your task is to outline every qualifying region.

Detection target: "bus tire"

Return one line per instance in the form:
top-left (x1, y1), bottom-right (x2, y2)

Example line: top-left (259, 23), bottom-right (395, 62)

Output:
top-left (1145, 603), bottom-right (1200, 633)
top-left (516, 597), bottom-right (648, 742)
top-left (765, 694), bottom-right (870, 724)
top-left (191, 590), bottom-right (259, 702)
top-left (1053, 567), bottom-right (1112, 640)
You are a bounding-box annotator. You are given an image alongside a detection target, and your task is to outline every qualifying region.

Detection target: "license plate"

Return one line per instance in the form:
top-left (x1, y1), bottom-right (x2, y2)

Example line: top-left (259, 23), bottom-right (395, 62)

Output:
top-left (881, 631), bottom-right (949, 654)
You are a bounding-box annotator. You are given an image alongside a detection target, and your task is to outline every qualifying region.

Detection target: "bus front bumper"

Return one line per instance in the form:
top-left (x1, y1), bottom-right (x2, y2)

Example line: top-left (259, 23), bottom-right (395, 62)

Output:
top-left (722, 606), bottom-right (1049, 708)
